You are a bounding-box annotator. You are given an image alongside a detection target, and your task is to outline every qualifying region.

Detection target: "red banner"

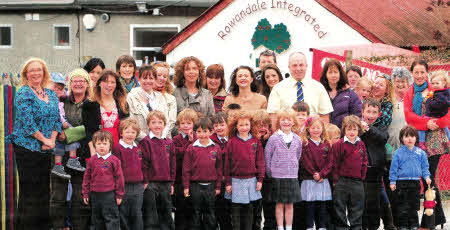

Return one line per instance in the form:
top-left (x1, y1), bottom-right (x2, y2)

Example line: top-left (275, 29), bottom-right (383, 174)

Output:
top-left (310, 48), bottom-right (450, 81)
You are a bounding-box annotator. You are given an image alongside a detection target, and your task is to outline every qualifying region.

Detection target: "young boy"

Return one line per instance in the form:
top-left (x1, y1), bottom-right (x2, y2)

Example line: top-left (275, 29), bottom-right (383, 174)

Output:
top-left (172, 108), bottom-right (199, 230)
top-left (82, 130), bottom-right (124, 230)
top-left (355, 77), bottom-right (373, 102)
top-left (50, 72), bottom-right (85, 179)
top-left (112, 118), bottom-right (143, 230)
top-left (331, 115), bottom-right (368, 230)
top-left (252, 109), bottom-right (274, 230)
top-left (226, 103), bottom-right (241, 119)
top-left (140, 110), bottom-right (176, 230)
top-left (183, 117), bottom-right (223, 230)
top-left (360, 98), bottom-right (388, 230)
top-left (326, 123), bottom-right (341, 145)
top-left (389, 125), bottom-right (431, 230)
top-left (210, 112), bottom-right (233, 230)
top-left (292, 101), bottom-right (310, 136)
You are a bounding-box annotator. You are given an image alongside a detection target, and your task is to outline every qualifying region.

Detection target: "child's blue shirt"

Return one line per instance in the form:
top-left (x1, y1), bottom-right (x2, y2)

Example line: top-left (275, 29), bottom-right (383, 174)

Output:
top-left (389, 145), bottom-right (430, 184)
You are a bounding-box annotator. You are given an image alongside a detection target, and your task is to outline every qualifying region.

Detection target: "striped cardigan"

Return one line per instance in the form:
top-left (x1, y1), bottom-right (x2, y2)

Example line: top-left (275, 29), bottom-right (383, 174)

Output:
top-left (264, 132), bottom-right (302, 178)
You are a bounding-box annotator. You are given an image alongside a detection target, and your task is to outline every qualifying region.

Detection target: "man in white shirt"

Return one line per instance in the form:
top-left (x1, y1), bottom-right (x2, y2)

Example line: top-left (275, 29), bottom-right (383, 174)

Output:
top-left (267, 52), bottom-right (333, 123)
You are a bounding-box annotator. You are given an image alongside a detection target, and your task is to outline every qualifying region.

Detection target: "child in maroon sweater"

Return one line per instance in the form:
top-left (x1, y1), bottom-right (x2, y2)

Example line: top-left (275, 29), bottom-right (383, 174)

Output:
top-left (210, 112), bottom-right (232, 230)
top-left (224, 111), bottom-right (265, 230)
top-left (82, 130), bottom-right (124, 230)
top-left (140, 111), bottom-right (176, 230)
top-left (172, 108), bottom-right (199, 230)
top-left (300, 117), bottom-right (333, 230)
top-left (331, 115), bottom-right (368, 230)
top-left (112, 118), bottom-right (144, 230)
top-left (183, 117), bottom-right (223, 230)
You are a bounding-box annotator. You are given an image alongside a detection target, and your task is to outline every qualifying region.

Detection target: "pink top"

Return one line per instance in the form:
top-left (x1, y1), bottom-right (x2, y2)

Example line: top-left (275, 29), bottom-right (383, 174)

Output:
top-left (101, 106), bottom-right (120, 145)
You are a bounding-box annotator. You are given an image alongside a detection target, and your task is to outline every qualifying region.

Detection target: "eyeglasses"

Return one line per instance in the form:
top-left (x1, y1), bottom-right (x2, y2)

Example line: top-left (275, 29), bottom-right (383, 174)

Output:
top-left (71, 80), bottom-right (87, 84)
top-left (27, 69), bottom-right (43, 74)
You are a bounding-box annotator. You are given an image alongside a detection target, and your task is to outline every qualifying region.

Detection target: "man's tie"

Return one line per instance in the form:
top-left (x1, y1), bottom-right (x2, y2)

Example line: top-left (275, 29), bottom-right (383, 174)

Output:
top-left (147, 103), bottom-right (153, 112)
top-left (297, 81), bottom-right (304, 102)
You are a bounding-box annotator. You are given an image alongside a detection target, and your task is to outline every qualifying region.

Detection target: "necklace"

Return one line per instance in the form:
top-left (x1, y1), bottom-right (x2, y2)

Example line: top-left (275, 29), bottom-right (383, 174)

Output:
top-left (31, 85), bottom-right (47, 98)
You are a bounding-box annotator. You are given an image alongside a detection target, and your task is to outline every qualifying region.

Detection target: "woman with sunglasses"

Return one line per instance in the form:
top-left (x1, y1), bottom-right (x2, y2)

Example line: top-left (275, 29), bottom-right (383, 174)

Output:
top-left (371, 73), bottom-right (395, 128)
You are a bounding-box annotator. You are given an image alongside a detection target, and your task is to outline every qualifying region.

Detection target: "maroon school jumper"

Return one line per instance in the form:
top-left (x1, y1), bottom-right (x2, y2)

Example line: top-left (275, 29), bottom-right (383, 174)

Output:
top-left (300, 139), bottom-right (333, 180)
top-left (224, 135), bottom-right (265, 186)
top-left (82, 153), bottom-right (125, 199)
top-left (140, 135), bottom-right (176, 184)
top-left (173, 133), bottom-right (196, 184)
top-left (182, 140), bottom-right (223, 190)
top-left (210, 133), bottom-right (228, 150)
top-left (331, 138), bottom-right (368, 182)
top-left (112, 141), bottom-right (143, 183)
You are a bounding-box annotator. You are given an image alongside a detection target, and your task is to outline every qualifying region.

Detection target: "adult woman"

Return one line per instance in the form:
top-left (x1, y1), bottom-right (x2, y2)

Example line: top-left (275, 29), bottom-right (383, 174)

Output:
top-left (223, 66), bottom-right (267, 111)
top-left (10, 58), bottom-right (62, 230)
top-left (388, 67), bottom-right (412, 151)
top-left (83, 57), bottom-right (105, 86)
top-left (173, 56), bottom-right (215, 116)
top-left (371, 74), bottom-right (395, 128)
top-left (50, 68), bottom-right (93, 230)
top-left (260, 64), bottom-right (283, 99)
top-left (127, 64), bottom-right (169, 140)
top-left (205, 64), bottom-right (228, 112)
top-left (319, 59), bottom-right (361, 128)
top-left (82, 69), bottom-right (129, 156)
top-left (404, 60), bottom-right (448, 229)
top-left (116, 54), bottom-right (140, 93)
top-left (152, 61), bottom-right (177, 136)
top-left (346, 65), bottom-right (362, 90)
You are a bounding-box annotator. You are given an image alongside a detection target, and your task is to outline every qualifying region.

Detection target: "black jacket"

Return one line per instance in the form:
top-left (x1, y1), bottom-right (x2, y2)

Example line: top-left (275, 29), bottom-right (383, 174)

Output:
top-left (82, 100), bottom-right (129, 143)
top-left (425, 88), bottom-right (449, 118)
top-left (360, 123), bottom-right (388, 182)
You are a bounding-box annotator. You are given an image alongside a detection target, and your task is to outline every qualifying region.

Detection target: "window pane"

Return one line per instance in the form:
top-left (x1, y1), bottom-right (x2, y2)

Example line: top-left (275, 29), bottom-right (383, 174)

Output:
top-left (0, 27), bottom-right (11, 46)
top-left (133, 50), bottom-right (166, 65)
top-left (54, 26), bottom-right (70, 46)
top-left (134, 28), bottom-right (177, 47)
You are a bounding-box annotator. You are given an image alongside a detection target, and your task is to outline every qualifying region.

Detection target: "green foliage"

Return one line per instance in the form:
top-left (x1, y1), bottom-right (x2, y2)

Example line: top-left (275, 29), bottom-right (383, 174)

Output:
top-left (251, 18), bottom-right (291, 54)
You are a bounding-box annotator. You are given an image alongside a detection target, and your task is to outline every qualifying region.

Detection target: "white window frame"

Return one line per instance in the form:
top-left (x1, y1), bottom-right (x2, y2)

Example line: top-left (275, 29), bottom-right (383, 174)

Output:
top-left (0, 24), bottom-right (13, 49)
top-left (129, 24), bottom-right (180, 57)
top-left (53, 24), bottom-right (72, 49)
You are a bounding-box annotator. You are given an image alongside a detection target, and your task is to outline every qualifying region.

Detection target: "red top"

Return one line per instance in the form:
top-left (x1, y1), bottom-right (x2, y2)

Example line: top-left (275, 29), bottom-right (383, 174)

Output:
top-left (112, 143), bottom-right (144, 184)
top-left (82, 154), bottom-right (125, 199)
top-left (331, 138), bottom-right (368, 181)
top-left (403, 84), bottom-right (450, 131)
top-left (101, 106), bottom-right (120, 145)
top-left (210, 133), bottom-right (228, 150)
top-left (182, 142), bottom-right (223, 190)
top-left (140, 136), bottom-right (176, 184)
top-left (300, 139), bottom-right (333, 180)
top-left (224, 136), bottom-right (265, 186)
top-left (173, 133), bottom-right (196, 184)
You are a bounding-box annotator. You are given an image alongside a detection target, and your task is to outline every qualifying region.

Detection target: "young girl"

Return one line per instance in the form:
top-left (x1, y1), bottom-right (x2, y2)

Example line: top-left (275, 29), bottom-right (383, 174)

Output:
top-left (299, 117), bottom-right (333, 230)
top-left (82, 130), bottom-right (125, 230)
top-left (291, 101), bottom-right (310, 136)
top-left (418, 70), bottom-right (449, 152)
top-left (264, 109), bottom-right (302, 230)
top-left (355, 77), bottom-right (373, 102)
top-left (112, 118), bottom-right (143, 230)
top-left (389, 125), bottom-right (431, 230)
top-left (224, 111), bottom-right (265, 230)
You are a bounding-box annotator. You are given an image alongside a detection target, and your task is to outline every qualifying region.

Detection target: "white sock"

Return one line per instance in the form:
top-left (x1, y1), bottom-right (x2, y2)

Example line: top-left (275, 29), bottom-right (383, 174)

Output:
top-left (286, 226), bottom-right (292, 230)
top-left (277, 226), bottom-right (284, 230)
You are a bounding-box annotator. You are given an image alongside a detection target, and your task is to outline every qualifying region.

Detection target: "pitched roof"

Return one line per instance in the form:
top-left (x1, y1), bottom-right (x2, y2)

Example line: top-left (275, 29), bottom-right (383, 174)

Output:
top-left (323, 0), bottom-right (449, 47)
top-left (163, 0), bottom-right (449, 54)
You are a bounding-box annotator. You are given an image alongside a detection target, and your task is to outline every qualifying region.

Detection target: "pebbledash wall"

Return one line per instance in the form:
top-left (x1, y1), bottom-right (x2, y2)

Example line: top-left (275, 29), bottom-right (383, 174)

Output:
top-left (0, 13), bottom-right (197, 74)
top-left (164, 0), bottom-right (372, 83)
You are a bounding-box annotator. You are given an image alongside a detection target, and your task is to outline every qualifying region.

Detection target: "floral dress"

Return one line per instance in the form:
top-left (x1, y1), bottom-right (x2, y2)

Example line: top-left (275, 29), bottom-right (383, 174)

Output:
top-left (100, 105), bottom-right (120, 145)
top-left (422, 102), bottom-right (449, 157)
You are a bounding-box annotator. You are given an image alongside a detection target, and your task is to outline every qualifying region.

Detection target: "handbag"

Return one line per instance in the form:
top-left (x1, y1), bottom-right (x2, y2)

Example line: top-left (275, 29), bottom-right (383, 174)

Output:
top-left (64, 125), bottom-right (86, 144)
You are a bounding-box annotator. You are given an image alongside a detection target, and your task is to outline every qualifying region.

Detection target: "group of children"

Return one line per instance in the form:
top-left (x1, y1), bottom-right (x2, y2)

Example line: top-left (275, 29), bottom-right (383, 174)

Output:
top-left (80, 96), bottom-right (433, 230)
